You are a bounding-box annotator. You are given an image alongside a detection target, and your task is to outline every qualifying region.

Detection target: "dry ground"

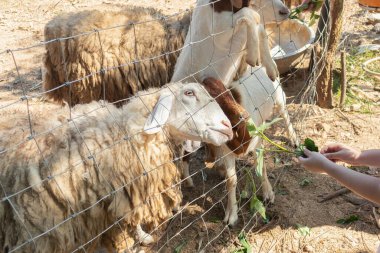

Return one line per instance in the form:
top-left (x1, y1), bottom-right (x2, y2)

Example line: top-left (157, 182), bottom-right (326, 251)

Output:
top-left (0, 0), bottom-right (380, 252)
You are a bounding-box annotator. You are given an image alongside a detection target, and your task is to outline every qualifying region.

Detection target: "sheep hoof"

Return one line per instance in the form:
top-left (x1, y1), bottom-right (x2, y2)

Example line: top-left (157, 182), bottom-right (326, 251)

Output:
top-left (184, 178), bottom-right (194, 188)
top-left (262, 186), bottom-right (275, 204)
top-left (136, 225), bottom-right (154, 246)
top-left (223, 208), bottom-right (238, 227)
top-left (140, 234), bottom-right (154, 246)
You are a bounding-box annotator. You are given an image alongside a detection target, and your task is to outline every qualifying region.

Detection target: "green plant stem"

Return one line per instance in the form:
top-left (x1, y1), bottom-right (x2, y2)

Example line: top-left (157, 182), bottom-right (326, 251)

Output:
top-left (258, 131), bottom-right (293, 153)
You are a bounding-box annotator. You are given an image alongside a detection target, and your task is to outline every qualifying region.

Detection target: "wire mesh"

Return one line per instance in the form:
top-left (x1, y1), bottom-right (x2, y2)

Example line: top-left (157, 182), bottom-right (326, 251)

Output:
top-left (0, 0), bottom-right (334, 252)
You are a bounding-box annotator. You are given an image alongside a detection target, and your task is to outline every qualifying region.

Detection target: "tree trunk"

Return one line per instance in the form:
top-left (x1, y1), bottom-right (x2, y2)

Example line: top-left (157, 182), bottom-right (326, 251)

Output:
top-left (316, 0), bottom-right (344, 108)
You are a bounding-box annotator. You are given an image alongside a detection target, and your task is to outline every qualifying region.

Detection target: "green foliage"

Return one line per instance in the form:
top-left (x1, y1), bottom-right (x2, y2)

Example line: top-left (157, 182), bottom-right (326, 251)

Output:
top-left (173, 240), bottom-right (187, 253)
top-left (336, 215), bottom-right (359, 224)
top-left (232, 233), bottom-right (253, 253)
top-left (255, 148), bottom-right (264, 177)
top-left (250, 197), bottom-right (266, 220)
top-left (256, 118), bottom-right (283, 132)
top-left (299, 178), bottom-right (312, 187)
top-left (296, 224), bottom-right (311, 236)
top-left (295, 138), bottom-right (319, 157)
top-left (289, 0), bottom-right (323, 26)
top-left (333, 49), bottom-right (379, 113)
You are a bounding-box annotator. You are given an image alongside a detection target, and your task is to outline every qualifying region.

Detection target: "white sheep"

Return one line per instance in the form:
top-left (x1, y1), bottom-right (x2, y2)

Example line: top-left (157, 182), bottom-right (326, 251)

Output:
top-left (207, 68), bottom-right (299, 226)
top-left (0, 82), bottom-right (233, 253)
top-left (43, 7), bottom-right (190, 106)
top-left (186, 75), bottom-right (298, 226)
top-left (170, 0), bottom-right (291, 85)
top-left (171, 0), bottom-right (296, 226)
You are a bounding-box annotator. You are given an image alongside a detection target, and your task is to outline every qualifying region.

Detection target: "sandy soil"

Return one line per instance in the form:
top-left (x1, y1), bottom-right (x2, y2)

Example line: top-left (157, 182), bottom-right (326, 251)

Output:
top-left (0, 0), bottom-right (380, 252)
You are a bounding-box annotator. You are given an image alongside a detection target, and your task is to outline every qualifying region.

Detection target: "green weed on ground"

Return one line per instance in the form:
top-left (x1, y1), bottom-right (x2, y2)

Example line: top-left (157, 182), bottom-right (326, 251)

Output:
top-left (333, 48), bottom-right (380, 113)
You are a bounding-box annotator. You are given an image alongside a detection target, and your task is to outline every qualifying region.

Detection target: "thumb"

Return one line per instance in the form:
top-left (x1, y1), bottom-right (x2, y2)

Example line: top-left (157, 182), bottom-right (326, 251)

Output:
top-left (303, 148), bottom-right (312, 157)
top-left (298, 156), bottom-right (307, 164)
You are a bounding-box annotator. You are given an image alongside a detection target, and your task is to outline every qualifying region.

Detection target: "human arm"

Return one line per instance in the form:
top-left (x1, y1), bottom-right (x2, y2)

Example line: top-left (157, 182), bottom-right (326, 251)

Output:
top-left (298, 149), bottom-right (380, 205)
top-left (321, 143), bottom-right (380, 168)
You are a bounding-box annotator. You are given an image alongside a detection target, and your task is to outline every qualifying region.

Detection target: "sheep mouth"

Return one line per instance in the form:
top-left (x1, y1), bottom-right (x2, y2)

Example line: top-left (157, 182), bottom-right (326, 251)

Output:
top-left (209, 127), bottom-right (233, 140)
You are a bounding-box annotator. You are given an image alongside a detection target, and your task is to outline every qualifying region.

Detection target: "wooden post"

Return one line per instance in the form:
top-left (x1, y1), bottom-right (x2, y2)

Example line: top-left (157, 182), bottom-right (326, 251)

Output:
top-left (339, 50), bottom-right (347, 108)
top-left (315, 0), bottom-right (344, 108)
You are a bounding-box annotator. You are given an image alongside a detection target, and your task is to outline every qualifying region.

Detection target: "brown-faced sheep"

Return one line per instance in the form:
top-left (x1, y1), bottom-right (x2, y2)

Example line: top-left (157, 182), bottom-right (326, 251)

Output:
top-left (0, 82), bottom-right (233, 253)
top-left (43, 7), bottom-right (190, 106)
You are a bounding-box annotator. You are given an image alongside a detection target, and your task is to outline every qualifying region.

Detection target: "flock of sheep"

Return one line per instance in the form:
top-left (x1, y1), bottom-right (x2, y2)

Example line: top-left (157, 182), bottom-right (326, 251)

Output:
top-left (0, 0), bottom-right (300, 252)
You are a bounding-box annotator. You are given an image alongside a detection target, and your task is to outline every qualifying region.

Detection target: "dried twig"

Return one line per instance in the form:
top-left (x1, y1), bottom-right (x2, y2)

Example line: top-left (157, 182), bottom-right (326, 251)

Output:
top-left (339, 50), bottom-right (347, 108)
top-left (317, 187), bottom-right (350, 203)
top-left (372, 207), bottom-right (380, 229)
top-left (335, 109), bottom-right (361, 135)
top-left (342, 195), bottom-right (380, 208)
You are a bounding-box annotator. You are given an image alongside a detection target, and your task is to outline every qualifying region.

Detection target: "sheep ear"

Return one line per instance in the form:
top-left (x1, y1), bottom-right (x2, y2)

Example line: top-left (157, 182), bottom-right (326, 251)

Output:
top-left (231, 0), bottom-right (243, 9)
top-left (143, 92), bottom-right (174, 134)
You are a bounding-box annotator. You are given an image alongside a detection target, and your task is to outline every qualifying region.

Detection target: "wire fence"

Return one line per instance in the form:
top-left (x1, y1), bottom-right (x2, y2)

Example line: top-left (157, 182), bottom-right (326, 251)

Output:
top-left (0, 0), bottom-right (333, 252)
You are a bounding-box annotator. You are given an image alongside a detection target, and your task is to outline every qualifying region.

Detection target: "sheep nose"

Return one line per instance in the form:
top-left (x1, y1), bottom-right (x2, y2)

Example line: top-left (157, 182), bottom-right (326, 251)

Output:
top-left (279, 7), bottom-right (290, 15)
top-left (221, 120), bottom-right (231, 129)
top-left (221, 120), bottom-right (233, 139)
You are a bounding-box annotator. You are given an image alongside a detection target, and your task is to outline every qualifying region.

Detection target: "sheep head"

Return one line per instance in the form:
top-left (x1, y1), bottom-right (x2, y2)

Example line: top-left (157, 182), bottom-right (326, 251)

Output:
top-left (144, 82), bottom-right (233, 147)
top-left (202, 77), bottom-right (251, 155)
top-left (252, 0), bottom-right (290, 23)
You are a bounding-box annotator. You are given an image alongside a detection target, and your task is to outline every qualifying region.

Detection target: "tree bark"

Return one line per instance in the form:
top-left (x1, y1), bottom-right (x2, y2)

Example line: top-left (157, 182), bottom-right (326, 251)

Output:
top-left (316, 0), bottom-right (344, 108)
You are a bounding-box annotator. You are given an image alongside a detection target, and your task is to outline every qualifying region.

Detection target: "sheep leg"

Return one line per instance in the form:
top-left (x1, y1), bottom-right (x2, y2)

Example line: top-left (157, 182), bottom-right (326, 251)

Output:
top-left (254, 139), bottom-right (275, 203)
top-left (182, 159), bottom-right (194, 188)
top-left (258, 25), bottom-right (279, 81)
top-left (136, 224), bottom-right (154, 246)
top-left (222, 154), bottom-right (239, 226)
top-left (275, 96), bottom-right (299, 147)
top-left (261, 160), bottom-right (275, 203)
top-left (233, 8), bottom-right (261, 67)
top-left (181, 148), bottom-right (194, 188)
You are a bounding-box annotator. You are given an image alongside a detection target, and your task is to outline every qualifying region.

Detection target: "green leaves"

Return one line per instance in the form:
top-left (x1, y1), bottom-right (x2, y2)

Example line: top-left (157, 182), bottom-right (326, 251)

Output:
top-left (250, 197), bottom-right (266, 220)
top-left (246, 118), bottom-right (258, 136)
top-left (247, 118), bottom-right (283, 137)
top-left (173, 240), bottom-right (187, 253)
top-left (289, 0), bottom-right (324, 26)
top-left (296, 224), bottom-right (311, 236)
top-left (256, 118), bottom-right (283, 132)
top-left (255, 148), bottom-right (264, 177)
top-left (295, 138), bottom-right (319, 157)
top-left (337, 215), bottom-right (359, 225)
top-left (233, 233), bottom-right (253, 253)
top-left (299, 178), bottom-right (312, 187)
top-left (305, 138), bottom-right (319, 152)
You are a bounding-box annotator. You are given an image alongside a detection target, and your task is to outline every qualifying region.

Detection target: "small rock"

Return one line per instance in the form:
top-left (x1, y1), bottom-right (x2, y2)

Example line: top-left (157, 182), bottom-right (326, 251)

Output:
top-left (350, 104), bottom-right (361, 111)
top-left (315, 122), bottom-right (331, 132)
top-left (303, 245), bottom-right (314, 252)
top-left (374, 23), bottom-right (380, 34)
top-left (367, 13), bottom-right (380, 25)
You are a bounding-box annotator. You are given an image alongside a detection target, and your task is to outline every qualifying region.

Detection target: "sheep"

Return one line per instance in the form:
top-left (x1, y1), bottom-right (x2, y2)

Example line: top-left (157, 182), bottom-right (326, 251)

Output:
top-left (186, 71), bottom-right (299, 226)
top-left (0, 82), bottom-right (233, 253)
top-left (43, 7), bottom-right (190, 106)
top-left (170, 0), bottom-right (291, 85)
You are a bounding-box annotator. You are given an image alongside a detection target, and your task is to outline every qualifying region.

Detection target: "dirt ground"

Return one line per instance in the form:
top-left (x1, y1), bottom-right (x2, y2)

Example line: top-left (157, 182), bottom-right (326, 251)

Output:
top-left (1, 0), bottom-right (380, 252)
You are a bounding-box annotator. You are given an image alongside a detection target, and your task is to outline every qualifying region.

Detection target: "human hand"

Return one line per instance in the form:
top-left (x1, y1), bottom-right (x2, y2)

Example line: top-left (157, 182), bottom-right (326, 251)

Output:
top-left (298, 148), bottom-right (333, 174)
top-left (320, 143), bottom-right (361, 165)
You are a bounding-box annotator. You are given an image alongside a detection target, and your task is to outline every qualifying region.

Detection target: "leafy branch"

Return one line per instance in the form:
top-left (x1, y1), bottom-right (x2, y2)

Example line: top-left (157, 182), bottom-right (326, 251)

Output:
top-left (289, 0), bottom-right (323, 26)
top-left (243, 118), bottom-right (319, 223)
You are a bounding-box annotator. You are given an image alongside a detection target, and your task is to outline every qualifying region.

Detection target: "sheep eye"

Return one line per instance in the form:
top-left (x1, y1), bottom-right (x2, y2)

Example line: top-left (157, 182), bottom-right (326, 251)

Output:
top-left (184, 90), bottom-right (195, 97)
